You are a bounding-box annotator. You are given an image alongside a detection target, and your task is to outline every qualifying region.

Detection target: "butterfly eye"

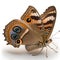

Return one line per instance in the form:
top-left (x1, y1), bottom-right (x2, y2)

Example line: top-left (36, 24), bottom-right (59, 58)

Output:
top-left (11, 34), bottom-right (20, 40)
top-left (26, 18), bottom-right (31, 22)
top-left (13, 26), bottom-right (22, 33)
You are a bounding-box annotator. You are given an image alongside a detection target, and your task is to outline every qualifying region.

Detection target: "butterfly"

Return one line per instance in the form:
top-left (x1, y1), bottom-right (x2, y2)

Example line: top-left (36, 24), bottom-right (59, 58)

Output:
top-left (21, 6), bottom-right (57, 56)
top-left (3, 6), bottom-right (57, 56)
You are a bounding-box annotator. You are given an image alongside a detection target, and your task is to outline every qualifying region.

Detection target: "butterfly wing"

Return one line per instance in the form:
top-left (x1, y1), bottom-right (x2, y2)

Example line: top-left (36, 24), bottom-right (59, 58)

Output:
top-left (4, 20), bottom-right (28, 47)
top-left (21, 6), bottom-right (41, 24)
top-left (4, 19), bottom-right (43, 47)
top-left (21, 6), bottom-right (44, 52)
top-left (37, 6), bottom-right (57, 40)
top-left (20, 6), bottom-right (57, 52)
top-left (21, 6), bottom-right (56, 40)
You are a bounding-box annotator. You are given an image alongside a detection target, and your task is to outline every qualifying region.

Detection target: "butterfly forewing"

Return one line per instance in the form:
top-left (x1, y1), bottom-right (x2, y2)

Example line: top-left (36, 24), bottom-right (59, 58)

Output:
top-left (21, 6), bottom-right (41, 24)
top-left (38, 6), bottom-right (56, 40)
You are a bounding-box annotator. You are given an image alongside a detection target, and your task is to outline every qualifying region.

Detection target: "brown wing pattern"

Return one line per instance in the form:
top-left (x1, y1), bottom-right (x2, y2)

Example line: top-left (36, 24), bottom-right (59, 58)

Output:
top-left (37, 6), bottom-right (56, 40)
top-left (21, 6), bottom-right (56, 40)
top-left (21, 6), bottom-right (41, 24)
top-left (4, 20), bottom-right (28, 47)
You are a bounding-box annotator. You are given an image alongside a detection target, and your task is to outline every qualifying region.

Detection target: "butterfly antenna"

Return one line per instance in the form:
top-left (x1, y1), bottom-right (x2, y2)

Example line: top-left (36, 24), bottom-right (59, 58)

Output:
top-left (52, 37), bottom-right (60, 39)
top-left (51, 30), bottom-right (60, 38)
top-left (47, 45), bottom-right (58, 53)
top-left (52, 42), bottom-right (58, 49)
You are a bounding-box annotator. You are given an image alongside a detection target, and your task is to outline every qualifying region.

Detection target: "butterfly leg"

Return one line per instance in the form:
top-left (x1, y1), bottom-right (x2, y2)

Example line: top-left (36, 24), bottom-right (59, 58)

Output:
top-left (52, 42), bottom-right (58, 49)
top-left (48, 39), bottom-right (58, 49)
top-left (46, 46), bottom-right (48, 57)
top-left (47, 45), bottom-right (58, 53)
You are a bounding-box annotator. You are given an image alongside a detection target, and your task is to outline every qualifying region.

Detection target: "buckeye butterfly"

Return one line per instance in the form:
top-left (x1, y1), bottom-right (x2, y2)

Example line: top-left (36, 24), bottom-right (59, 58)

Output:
top-left (3, 6), bottom-right (57, 57)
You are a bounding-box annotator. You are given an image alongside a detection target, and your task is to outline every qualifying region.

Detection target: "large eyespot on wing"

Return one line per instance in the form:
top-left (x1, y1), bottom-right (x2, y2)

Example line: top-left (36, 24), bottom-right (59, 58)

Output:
top-left (12, 26), bottom-right (22, 33)
top-left (3, 19), bottom-right (27, 47)
top-left (21, 6), bottom-right (41, 23)
top-left (11, 33), bottom-right (20, 40)
top-left (39, 6), bottom-right (57, 40)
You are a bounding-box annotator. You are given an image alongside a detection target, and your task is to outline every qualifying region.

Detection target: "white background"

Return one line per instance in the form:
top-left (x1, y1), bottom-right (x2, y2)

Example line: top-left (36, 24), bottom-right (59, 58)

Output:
top-left (0, 0), bottom-right (60, 60)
